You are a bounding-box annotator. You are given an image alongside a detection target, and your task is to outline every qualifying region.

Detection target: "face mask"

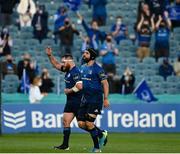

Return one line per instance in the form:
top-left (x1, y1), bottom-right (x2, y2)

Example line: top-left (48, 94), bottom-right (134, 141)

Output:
top-left (106, 38), bottom-right (112, 42)
top-left (39, 10), bottom-right (43, 14)
top-left (117, 20), bottom-right (122, 25)
top-left (125, 75), bottom-right (129, 81)
top-left (7, 59), bottom-right (12, 63)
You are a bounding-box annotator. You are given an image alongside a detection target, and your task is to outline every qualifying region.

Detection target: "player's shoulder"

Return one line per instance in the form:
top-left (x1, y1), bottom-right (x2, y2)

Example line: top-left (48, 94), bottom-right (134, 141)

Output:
top-left (94, 62), bottom-right (103, 70)
top-left (71, 66), bottom-right (81, 74)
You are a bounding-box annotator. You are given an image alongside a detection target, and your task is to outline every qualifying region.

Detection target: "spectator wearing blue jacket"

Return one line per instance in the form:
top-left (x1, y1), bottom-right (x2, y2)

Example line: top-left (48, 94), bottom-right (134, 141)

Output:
top-left (88, 0), bottom-right (107, 26)
top-left (54, 6), bottom-right (68, 32)
top-left (159, 58), bottom-right (174, 80)
top-left (99, 34), bottom-right (119, 76)
top-left (111, 16), bottom-right (128, 45)
top-left (77, 12), bottom-right (106, 51)
top-left (54, 6), bottom-right (68, 43)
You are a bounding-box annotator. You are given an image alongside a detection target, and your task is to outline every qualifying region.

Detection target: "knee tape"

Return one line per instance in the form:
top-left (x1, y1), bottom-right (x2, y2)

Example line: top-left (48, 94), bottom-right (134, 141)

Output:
top-left (85, 114), bottom-right (96, 122)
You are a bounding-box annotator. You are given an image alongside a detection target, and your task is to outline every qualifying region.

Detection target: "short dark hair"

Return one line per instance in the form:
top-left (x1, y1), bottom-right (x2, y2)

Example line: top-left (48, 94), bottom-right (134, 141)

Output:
top-left (61, 54), bottom-right (73, 60)
top-left (116, 16), bottom-right (122, 19)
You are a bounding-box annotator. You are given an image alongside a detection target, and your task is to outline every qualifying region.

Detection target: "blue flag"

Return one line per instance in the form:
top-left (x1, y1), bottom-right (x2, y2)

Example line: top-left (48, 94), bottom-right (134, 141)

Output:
top-left (63, 0), bottom-right (81, 11)
top-left (20, 69), bottom-right (30, 94)
top-left (133, 79), bottom-right (158, 103)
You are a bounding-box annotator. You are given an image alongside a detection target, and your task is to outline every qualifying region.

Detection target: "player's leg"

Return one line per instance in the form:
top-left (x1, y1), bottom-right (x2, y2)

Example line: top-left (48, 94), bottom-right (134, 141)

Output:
top-left (54, 112), bottom-right (75, 150)
top-left (85, 113), bottom-right (101, 152)
top-left (87, 103), bottom-right (108, 149)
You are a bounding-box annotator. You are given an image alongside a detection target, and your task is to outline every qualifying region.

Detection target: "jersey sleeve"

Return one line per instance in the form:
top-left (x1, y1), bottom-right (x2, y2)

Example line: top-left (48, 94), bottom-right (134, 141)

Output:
top-left (98, 68), bottom-right (107, 81)
top-left (73, 72), bottom-right (81, 83)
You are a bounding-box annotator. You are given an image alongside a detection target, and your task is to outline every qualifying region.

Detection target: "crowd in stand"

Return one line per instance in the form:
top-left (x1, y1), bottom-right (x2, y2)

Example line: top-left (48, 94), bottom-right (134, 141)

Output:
top-left (0, 0), bottom-right (180, 96)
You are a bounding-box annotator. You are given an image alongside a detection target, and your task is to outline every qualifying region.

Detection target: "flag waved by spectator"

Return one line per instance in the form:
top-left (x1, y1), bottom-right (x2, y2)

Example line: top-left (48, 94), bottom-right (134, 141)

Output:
top-left (133, 79), bottom-right (158, 103)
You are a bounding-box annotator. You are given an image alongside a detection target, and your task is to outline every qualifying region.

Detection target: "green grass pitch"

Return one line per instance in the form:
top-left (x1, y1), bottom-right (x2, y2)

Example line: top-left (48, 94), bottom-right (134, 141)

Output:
top-left (0, 133), bottom-right (180, 153)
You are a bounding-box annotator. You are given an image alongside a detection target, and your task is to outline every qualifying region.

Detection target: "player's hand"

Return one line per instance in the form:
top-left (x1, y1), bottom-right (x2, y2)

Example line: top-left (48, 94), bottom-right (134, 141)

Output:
top-left (46, 47), bottom-right (52, 57)
top-left (64, 88), bottom-right (72, 95)
top-left (103, 98), bottom-right (109, 108)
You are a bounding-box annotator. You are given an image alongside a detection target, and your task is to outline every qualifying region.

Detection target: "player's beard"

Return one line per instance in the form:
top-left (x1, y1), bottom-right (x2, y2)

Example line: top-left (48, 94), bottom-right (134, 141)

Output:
top-left (83, 57), bottom-right (91, 63)
top-left (61, 64), bottom-right (70, 72)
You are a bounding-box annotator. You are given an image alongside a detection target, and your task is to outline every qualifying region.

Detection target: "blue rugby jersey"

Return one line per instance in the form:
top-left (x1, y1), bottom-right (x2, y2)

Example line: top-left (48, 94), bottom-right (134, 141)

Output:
top-left (64, 66), bottom-right (82, 102)
top-left (155, 27), bottom-right (170, 48)
top-left (80, 62), bottom-right (107, 103)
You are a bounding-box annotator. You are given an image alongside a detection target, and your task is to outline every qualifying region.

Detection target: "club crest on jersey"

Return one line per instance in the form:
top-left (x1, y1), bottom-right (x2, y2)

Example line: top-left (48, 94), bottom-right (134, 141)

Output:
top-left (67, 73), bottom-right (71, 78)
top-left (88, 70), bottom-right (92, 75)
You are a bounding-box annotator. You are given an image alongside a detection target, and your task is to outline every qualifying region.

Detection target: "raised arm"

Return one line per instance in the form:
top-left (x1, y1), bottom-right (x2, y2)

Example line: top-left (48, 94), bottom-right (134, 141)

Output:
top-left (137, 14), bottom-right (144, 32)
top-left (164, 11), bottom-right (172, 29)
top-left (155, 15), bottom-right (163, 29)
top-left (150, 14), bottom-right (155, 32)
top-left (45, 47), bottom-right (62, 71)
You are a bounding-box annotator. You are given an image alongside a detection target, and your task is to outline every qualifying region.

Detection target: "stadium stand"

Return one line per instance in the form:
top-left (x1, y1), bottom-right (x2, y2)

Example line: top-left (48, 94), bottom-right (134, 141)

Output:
top-left (0, 0), bottom-right (180, 98)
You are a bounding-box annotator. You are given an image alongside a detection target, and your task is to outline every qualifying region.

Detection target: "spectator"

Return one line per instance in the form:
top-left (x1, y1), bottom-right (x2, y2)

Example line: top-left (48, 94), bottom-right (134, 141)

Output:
top-left (136, 2), bottom-right (151, 27)
top-left (58, 18), bottom-right (80, 56)
top-left (136, 14), bottom-right (155, 62)
top-left (145, 0), bottom-right (169, 18)
top-left (100, 34), bottom-right (119, 76)
top-left (154, 12), bottom-right (171, 61)
top-left (81, 35), bottom-right (98, 52)
top-left (111, 16), bottom-right (128, 45)
top-left (88, 0), bottom-right (107, 26)
top-left (54, 6), bottom-right (68, 32)
top-left (77, 12), bottom-right (106, 50)
top-left (29, 76), bottom-right (47, 104)
top-left (54, 6), bottom-right (68, 43)
top-left (17, 0), bottom-right (36, 28)
top-left (120, 67), bottom-right (135, 94)
top-left (0, 0), bottom-right (19, 26)
top-left (32, 4), bottom-right (49, 43)
top-left (1, 54), bottom-right (17, 78)
top-left (17, 53), bottom-right (36, 83)
top-left (0, 27), bottom-right (13, 56)
top-left (159, 58), bottom-right (174, 80)
top-left (173, 54), bottom-right (180, 76)
top-left (40, 68), bottom-right (54, 93)
top-left (168, 0), bottom-right (180, 28)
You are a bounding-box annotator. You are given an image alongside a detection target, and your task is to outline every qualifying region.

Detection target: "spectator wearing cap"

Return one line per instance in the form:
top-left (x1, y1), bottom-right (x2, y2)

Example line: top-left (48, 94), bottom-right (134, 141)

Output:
top-left (173, 54), bottom-right (180, 76)
top-left (159, 58), bottom-right (174, 80)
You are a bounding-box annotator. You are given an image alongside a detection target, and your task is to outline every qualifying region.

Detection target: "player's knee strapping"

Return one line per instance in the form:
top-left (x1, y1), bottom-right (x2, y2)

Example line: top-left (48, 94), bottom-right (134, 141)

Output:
top-left (85, 114), bottom-right (96, 122)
